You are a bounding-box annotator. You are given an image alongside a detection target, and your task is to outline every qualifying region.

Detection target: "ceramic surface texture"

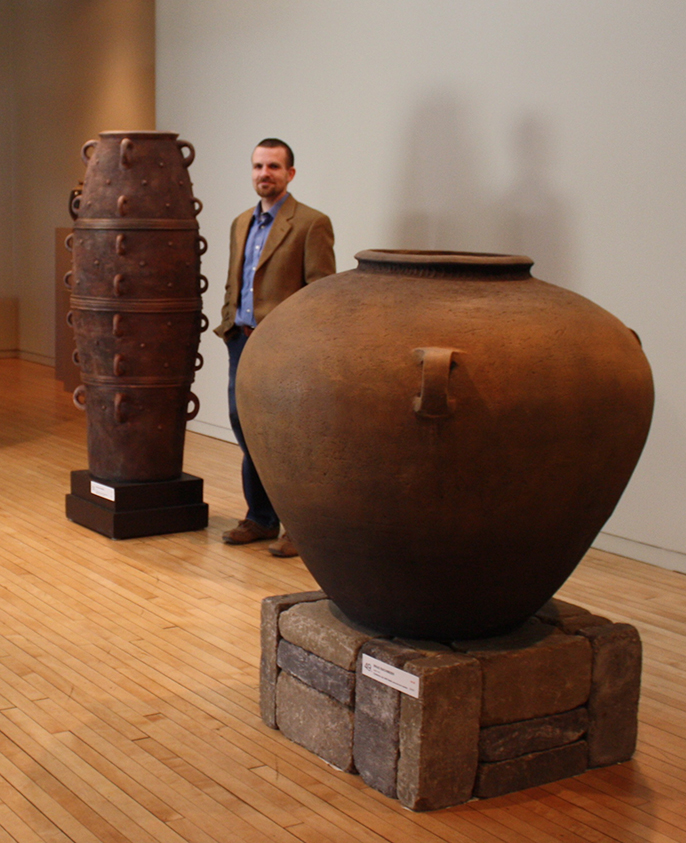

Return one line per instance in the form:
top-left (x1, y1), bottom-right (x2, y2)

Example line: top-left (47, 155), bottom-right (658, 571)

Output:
top-left (237, 250), bottom-right (654, 639)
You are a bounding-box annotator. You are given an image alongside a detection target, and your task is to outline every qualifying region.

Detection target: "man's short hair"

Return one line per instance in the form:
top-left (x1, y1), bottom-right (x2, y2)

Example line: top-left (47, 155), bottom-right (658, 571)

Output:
top-left (255, 138), bottom-right (294, 169)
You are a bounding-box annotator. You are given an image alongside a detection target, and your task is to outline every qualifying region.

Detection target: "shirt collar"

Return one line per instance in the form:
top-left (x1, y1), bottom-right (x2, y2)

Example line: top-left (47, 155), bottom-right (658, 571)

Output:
top-left (253, 192), bottom-right (289, 223)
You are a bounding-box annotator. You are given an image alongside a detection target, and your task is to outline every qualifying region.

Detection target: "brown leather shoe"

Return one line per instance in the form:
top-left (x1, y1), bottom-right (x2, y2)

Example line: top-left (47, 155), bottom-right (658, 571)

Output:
top-left (222, 519), bottom-right (279, 545)
top-left (268, 532), bottom-right (299, 558)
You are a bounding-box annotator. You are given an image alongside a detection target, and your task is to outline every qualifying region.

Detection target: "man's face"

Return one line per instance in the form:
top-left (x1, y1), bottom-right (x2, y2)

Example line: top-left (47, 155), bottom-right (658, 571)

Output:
top-left (251, 145), bottom-right (295, 204)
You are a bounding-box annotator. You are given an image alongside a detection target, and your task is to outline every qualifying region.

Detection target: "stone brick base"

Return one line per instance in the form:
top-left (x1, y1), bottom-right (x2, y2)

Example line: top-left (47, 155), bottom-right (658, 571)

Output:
top-left (260, 592), bottom-right (641, 811)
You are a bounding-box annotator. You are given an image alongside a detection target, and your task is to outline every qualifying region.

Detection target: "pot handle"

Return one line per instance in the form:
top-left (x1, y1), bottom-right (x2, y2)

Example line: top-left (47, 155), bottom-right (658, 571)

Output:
top-left (198, 274), bottom-right (209, 294)
top-left (199, 313), bottom-right (209, 333)
top-left (117, 194), bottom-right (128, 216)
top-left (113, 353), bottom-right (126, 376)
top-left (186, 392), bottom-right (200, 420)
top-left (73, 384), bottom-right (86, 410)
top-left (412, 347), bottom-right (461, 419)
top-left (191, 197), bottom-right (203, 216)
top-left (81, 139), bottom-right (98, 165)
top-left (196, 235), bottom-right (208, 255)
top-left (116, 233), bottom-right (127, 255)
top-left (177, 140), bottom-right (195, 167)
top-left (64, 232), bottom-right (74, 252)
top-left (194, 352), bottom-right (204, 371)
top-left (63, 270), bottom-right (73, 290)
top-left (119, 137), bottom-right (134, 168)
top-left (114, 392), bottom-right (129, 423)
top-left (113, 273), bottom-right (125, 296)
top-left (112, 313), bottom-right (124, 337)
top-left (72, 349), bottom-right (80, 366)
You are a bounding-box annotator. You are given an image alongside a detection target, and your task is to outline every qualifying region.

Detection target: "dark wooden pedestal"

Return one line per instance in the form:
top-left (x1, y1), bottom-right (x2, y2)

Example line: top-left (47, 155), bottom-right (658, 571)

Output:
top-left (66, 470), bottom-right (209, 539)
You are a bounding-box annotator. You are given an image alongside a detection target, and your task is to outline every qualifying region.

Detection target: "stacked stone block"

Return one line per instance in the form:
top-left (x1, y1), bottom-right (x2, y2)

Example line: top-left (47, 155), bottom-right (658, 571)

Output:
top-left (261, 593), bottom-right (641, 811)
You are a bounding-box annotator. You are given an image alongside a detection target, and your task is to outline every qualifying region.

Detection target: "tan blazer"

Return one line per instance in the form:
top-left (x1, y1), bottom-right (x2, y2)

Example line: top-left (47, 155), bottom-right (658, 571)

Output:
top-left (214, 194), bottom-right (335, 339)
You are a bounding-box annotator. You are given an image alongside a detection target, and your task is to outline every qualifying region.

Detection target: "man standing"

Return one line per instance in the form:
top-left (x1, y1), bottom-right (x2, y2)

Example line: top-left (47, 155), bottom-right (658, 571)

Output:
top-left (214, 139), bottom-right (335, 557)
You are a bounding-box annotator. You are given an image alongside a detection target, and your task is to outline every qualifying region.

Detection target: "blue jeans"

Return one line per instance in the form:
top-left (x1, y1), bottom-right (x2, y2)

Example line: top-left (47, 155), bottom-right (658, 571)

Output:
top-left (227, 330), bottom-right (279, 529)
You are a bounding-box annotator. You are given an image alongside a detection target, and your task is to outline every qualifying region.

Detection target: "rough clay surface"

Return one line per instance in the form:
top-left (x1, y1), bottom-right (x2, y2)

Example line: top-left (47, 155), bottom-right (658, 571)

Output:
top-left (276, 672), bottom-right (355, 772)
top-left (454, 619), bottom-right (592, 726)
top-left (277, 639), bottom-right (355, 706)
top-left (397, 653), bottom-right (482, 811)
top-left (474, 740), bottom-right (588, 798)
top-left (581, 623), bottom-right (642, 766)
top-left (353, 640), bottom-right (425, 798)
top-left (279, 599), bottom-right (380, 670)
top-left (260, 591), bottom-right (326, 728)
top-left (479, 707), bottom-right (589, 762)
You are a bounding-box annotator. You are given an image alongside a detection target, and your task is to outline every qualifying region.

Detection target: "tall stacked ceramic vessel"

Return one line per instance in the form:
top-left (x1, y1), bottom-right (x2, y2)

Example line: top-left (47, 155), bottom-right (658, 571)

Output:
top-left (67, 131), bottom-right (207, 482)
top-left (237, 250), bottom-right (654, 640)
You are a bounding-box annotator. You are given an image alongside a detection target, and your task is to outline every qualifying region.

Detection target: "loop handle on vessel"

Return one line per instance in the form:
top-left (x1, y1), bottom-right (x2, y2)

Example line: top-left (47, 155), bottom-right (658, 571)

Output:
top-left (197, 235), bottom-right (208, 255)
top-left (116, 233), bottom-right (126, 255)
top-left (177, 140), bottom-right (195, 168)
top-left (194, 352), bottom-right (204, 372)
top-left (191, 197), bottom-right (203, 216)
top-left (66, 310), bottom-right (74, 328)
top-left (113, 273), bottom-right (125, 296)
top-left (412, 347), bottom-right (461, 419)
top-left (72, 349), bottom-right (80, 366)
top-left (199, 313), bottom-right (209, 333)
top-left (80, 139), bottom-right (98, 166)
top-left (117, 194), bottom-right (128, 216)
top-left (119, 137), bottom-right (134, 169)
top-left (112, 313), bottom-right (124, 337)
top-left (186, 392), bottom-right (200, 420)
top-left (114, 392), bottom-right (129, 424)
top-left (64, 232), bottom-right (74, 252)
top-left (70, 193), bottom-right (81, 216)
top-left (198, 274), bottom-right (209, 294)
top-left (72, 384), bottom-right (86, 410)
top-left (63, 270), bottom-right (73, 290)
top-left (113, 353), bottom-right (126, 376)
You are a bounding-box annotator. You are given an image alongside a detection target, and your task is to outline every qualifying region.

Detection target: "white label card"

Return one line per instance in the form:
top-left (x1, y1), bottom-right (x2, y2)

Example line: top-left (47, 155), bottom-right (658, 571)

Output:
top-left (361, 654), bottom-right (420, 698)
top-left (90, 480), bottom-right (116, 501)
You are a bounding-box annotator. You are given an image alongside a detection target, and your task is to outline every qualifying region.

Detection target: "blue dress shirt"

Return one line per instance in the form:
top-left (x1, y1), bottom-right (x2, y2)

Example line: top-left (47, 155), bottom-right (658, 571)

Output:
top-left (235, 193), bottom-right (289, 328)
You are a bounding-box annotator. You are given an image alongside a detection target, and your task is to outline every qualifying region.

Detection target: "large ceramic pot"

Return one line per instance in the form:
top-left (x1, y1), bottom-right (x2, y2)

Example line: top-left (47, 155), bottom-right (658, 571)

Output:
top-left (68, 131), bottom-right (206, 483)
top-left (237, 250), bottom-right (654, 640)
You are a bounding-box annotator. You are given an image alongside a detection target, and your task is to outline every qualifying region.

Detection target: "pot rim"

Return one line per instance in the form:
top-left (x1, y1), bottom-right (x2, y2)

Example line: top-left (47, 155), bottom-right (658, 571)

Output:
top-left (355, 249), bottom-right (533, 268)
top-left (97, 130), bottom-right (179, 139)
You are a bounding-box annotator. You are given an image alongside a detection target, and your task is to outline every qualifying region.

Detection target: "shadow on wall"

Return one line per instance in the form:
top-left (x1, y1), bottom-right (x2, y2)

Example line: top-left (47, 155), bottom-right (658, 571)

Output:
top-left (393, 91), bottom-right (488, 252)
top-left (392, 92), bottom-right (576, 290)
top-left (499, 114), bottom-right (577, 291)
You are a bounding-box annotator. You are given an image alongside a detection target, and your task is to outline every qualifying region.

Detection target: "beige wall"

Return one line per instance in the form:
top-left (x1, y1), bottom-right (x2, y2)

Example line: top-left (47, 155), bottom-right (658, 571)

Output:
top-left (157, 0), bottom-right (686, 573)
top-left (0, 0), bottom-right (155, 363)
top-left (0, 1), bottom-right (17, 354)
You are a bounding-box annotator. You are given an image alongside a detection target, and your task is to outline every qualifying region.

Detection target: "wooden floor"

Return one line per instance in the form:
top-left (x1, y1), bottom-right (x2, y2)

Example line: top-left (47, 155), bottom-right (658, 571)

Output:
top-left (1, 358), bottom-right (685, 843)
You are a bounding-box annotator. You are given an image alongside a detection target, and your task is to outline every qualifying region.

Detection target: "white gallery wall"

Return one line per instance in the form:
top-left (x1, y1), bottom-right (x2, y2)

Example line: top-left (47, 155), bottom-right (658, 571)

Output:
top-left (156, 0), bottom-right (686, 572)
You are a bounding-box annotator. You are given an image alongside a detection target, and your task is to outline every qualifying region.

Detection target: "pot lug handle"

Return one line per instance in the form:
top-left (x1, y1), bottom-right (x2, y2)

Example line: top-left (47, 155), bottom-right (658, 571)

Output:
top-left (186, 392), bottom-right (200, 420)
top-left (81, 139), bottom-right (98, 166)
top-left (114, 392), bottom-right (129, 423)
top-left (412, 347), bottom-right (461, 419)
top-left (177, 140), bottom-right (195, 167)
top-left (72, 384), bottom-right (86, 410)
top-left (119, 137), bottom-right (134, 168)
